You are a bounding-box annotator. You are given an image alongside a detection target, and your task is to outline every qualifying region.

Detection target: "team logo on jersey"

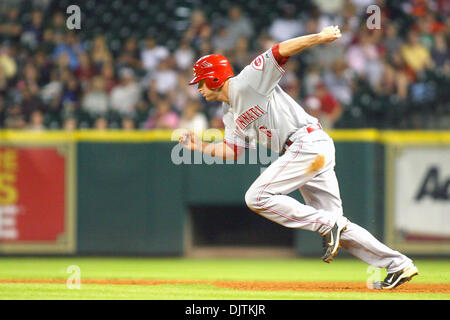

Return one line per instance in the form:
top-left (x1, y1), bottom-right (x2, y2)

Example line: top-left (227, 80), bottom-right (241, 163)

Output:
top-left (235, 105), bottom-right (266, 129)
top-left (251, 55), bottom-right (265, 71)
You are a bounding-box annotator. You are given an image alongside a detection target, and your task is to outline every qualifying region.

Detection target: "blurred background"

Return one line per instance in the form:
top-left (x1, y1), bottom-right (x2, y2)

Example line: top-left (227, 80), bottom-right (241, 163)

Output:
top-left (0, 0), bottom-right (448, 258)
top-left (0, 0), bottom-right (448, 131)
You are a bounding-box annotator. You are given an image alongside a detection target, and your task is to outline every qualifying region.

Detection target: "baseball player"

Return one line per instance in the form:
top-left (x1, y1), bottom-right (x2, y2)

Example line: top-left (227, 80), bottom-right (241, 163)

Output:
top-left (180, 26), bottom-right (418, 289)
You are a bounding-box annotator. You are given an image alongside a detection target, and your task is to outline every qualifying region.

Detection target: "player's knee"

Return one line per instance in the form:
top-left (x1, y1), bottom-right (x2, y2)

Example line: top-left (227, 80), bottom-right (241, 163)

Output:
top-left (245, 186), bottom-right (268, 211)
top-left (245, 187), bottom-right (259, 211)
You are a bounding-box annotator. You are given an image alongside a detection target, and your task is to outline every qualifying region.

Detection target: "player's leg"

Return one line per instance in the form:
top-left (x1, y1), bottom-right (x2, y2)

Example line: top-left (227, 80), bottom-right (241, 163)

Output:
top-left (300, 165), bottom-right (415, 273)
top-left (245, 137), bottom-right (341, 235)
top-left (299, 168), bottom-right (349, 262)
top-left (339, 223), bottom-right (414, 273)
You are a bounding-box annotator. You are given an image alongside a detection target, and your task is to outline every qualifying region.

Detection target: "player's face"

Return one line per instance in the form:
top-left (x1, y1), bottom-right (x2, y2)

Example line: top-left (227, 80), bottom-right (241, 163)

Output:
top-left (197, 80), bottom-right (218, 102)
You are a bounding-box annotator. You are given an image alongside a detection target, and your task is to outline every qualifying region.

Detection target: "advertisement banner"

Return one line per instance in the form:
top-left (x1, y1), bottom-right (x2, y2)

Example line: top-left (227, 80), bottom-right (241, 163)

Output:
top-left (386, 145), bottom-right (450, 253)
top-left (0, 143), bottom-right (75, 253)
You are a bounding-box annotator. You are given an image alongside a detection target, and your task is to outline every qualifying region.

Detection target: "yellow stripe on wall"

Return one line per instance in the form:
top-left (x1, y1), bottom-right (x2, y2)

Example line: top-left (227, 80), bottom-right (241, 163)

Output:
top-left (0, 129), bottom-right (449, 144)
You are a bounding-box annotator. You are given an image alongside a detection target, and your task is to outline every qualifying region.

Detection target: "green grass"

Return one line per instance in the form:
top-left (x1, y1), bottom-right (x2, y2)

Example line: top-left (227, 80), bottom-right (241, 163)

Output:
top-left (0, 257), bottom-right (448, 300)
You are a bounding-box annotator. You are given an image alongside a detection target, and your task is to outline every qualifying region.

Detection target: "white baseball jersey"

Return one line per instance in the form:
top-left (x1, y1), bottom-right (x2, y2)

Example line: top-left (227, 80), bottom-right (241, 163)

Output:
top-left (223, 46), bottom-right (319, 153)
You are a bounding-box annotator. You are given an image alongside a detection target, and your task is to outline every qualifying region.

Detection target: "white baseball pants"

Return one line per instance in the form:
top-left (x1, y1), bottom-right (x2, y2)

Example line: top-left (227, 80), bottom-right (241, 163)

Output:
top-left (245, 128), bottom-right (413, 273)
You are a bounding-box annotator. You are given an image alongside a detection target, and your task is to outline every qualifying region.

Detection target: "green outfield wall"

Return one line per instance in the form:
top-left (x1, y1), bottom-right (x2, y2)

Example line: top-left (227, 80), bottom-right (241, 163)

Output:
top-left (0, 130), bottom-right (448, 256)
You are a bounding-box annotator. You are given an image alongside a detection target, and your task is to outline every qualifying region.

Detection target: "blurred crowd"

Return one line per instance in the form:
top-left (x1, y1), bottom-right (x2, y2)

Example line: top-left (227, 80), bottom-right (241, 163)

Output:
top-left (0, 0), bottom-right (448, 131)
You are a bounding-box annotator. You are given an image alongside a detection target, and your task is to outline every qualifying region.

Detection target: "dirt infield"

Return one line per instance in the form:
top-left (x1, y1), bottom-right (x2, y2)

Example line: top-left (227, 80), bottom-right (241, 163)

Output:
top-left (1, 278), bottom-right (449, 294)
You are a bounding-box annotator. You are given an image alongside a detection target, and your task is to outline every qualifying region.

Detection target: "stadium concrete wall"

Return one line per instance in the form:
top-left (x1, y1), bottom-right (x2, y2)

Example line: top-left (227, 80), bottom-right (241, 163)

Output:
top-left (0, 130), bottom-right (448, 256)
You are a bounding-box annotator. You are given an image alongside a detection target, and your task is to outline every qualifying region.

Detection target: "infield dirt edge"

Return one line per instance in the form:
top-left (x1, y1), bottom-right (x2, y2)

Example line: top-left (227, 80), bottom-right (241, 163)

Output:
top-left (1, 278), bottom-right (448, 294)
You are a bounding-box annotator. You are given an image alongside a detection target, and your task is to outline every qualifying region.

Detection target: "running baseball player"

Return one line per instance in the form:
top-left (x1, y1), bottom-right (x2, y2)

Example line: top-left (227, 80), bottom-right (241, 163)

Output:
top-left (180, 26), bottom-right (418, 289)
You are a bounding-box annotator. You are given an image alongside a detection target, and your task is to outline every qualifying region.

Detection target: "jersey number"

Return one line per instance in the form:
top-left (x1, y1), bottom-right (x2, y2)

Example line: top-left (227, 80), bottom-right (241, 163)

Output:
top-left (258, 126), bottom-right (272, 138)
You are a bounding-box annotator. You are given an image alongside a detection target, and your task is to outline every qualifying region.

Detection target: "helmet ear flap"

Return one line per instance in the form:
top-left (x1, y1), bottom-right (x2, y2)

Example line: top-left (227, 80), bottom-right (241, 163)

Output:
top-left (205, 77), bottom-right (221, 90)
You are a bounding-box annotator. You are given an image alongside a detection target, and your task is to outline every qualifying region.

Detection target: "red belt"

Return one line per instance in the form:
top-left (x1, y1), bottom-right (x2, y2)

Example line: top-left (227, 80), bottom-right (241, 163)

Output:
top-left (281, 123), bottom-right (322, 154)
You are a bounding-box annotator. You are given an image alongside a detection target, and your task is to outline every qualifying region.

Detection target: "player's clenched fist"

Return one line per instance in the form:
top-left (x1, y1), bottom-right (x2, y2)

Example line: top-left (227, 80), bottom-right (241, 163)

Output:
top-left (319, 26), bottom-right (342, 43)
top-left (179, 131), bottom-right (202, 151)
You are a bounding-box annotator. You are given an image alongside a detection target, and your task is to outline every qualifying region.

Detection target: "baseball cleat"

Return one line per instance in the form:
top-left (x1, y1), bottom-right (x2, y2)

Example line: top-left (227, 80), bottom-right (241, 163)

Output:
top-left (372, 265), bottom-right (419, 290)
top-left (321, 216), bottom-right (349, 263)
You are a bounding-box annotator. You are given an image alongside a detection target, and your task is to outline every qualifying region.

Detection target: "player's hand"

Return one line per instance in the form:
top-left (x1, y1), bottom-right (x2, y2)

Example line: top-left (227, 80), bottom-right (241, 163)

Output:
top-left (319, 26), bottom-right (342, 43)
top-left (179, 131), bottom-right (203, 152)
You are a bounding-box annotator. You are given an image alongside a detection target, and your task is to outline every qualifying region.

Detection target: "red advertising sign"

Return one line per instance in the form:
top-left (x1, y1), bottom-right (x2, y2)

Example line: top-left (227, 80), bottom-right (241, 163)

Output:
top-left (0, 145), bottom-right (75, 253)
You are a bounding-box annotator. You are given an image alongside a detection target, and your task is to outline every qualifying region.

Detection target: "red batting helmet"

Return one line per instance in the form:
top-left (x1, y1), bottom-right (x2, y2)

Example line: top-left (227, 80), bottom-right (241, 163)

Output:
top-left (188, 54), bottom-right (234, 89)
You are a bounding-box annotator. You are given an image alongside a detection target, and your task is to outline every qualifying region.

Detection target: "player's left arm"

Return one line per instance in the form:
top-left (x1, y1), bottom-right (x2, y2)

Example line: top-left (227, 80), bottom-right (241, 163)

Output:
top-left (278, 26), bottom-right (342, 57)
top-left (241, 26), bottom-right (341, 96)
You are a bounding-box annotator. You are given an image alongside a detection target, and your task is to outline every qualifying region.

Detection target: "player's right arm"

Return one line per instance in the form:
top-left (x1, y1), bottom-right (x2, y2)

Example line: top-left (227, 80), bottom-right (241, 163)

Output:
top-left (179, 131), bottom-right (243, 160)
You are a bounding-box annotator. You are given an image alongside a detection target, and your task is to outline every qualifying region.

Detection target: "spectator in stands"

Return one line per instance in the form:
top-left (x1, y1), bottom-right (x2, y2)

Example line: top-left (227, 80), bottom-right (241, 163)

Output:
top-left (145, 98), bottom-right (179, 129)
top-left (134, 100), bottom-right (151, 129)
top-left (20, 10), bottom-right (43, 51)
top-left (279, 59), bottom-right (300, 92)
top-left (21, 62), bottom-right (41, 94)
top-left (110, 68), bottom-right (141, 118)
top-left (117, 38), bottom-right (142, 71)
top-left (75, 53), bottom-right (96, 88)
top-left (313, 0), bottom-right (345, 16)
top-left (346, 29), bottom-right (383, 88)
top-left (40, 69), bottom-right (63, 106)
top-left (211, 26), bottom-right (235, 53)
top-left (141, 37), bottom-right (169, 75)
top-left (90, 35), bottom-right (113, 69)
top-left (323, 59), bottom-right (353, 106)
top-left (382, 24), bottom-right (402, 62)
top-left (0, 8), bottom-right (22, 44)
top-left (20, 85), bottom-right (45, 123)
top-left (314, 0), bottom-right (345, 32)
top-left (0, 45), bottom-right (17, 80)
top-left (172, 72), bottom-right (200, 113)
top-left (378, 50), bottom-right (410, 101)
top-left (284, 78), bottom-right (302, 105)
top-left (312, 83), bottom-right (343, 129)
top-left (100, 62), bottom-right (118, 93)
top-left (40, 28), bottom-right (55, 55)
top-left (94, 116), bottom-right (108, 130)
top-left (0, 2), bottom-right (446, 130)
top-left (34, 50), bottom-right (51, 85)
top-left (63, 117), bottom-right (77, 131)
top-left (59, 75), bottom-right (81, 114)
top-left (121, 117), bottom-right (135, 130)
top-left (431, 33), bottom-right (449, 72)
top-left (229, 36), bottom-right (253, 71)
top-left (303, 66), bottom-right (322, 96)
top-left (179, 99), bottom-right (208, 133)
top-left (303, 95), bottom-right (322, 120)
top-left (268, 4), bottom-right (303, 42)
top-left (350, 0), bottom-right (373, 15)
top-left (173, 38), bottom-right (194, 71)
top-left (184, 9), bottom-right (211, 48)
top-left (0, 67), bottom-right (7, 98)
top-left (27, 109), bottom-right (45, 131)
top-left (198, 40), bottom-right (214, 58)
top-left (52, 32), bottom-right (85, 71)
top-left (400, 30), bottom-right (432, 75)
top-left (50, 11), bottom-right (67, 34)
top-left (0, 94), bottom-right (5, 128)
top-left (4, 104), bottom-right (26, 129)
top-left (222, 6), bottom-right (254, 47)
top-left (81, 76), bottom-right (109, 118)
top-left (148, 57), bottom-right (177, 100)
